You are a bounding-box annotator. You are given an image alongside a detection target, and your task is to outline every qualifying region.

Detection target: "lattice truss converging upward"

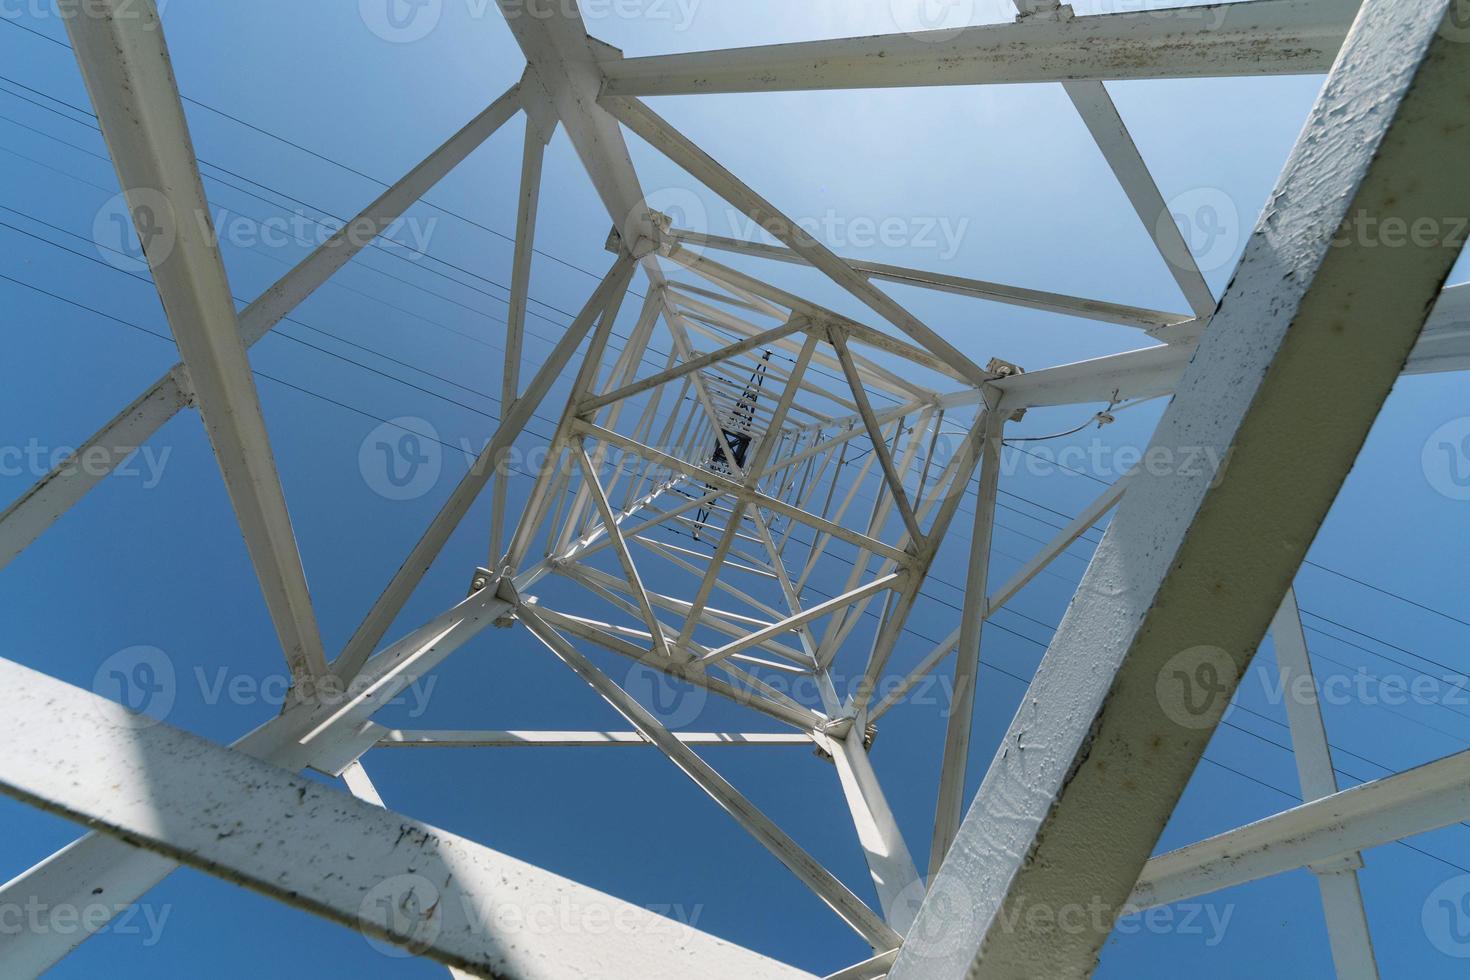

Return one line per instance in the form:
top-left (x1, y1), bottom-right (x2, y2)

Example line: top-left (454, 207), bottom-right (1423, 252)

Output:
top-left (4, 0), bottom-right (1470, 977)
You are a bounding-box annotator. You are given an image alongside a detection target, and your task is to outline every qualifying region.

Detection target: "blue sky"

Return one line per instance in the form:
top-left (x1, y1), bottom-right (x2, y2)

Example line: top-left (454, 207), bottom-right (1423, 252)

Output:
top-left (3, 0), bottom-right (1470, 976)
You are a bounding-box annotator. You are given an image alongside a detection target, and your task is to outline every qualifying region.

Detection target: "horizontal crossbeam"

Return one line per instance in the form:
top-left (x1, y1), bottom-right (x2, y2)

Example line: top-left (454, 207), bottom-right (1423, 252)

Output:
top-left (0, 658), bottom-right (812, 979)
top-left (599, 0), bottom-right (1356, 95)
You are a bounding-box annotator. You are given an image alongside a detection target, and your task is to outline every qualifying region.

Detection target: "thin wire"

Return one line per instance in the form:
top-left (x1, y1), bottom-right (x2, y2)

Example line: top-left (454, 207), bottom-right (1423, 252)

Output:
top-left (0, 18), bottom-right (633, 291)
top-left (4, 17), bottom-right (1464, 638)
top-left (1003, 403), bottom-right (1115, 444)
top-left (650, 521), bottom-right (1470, 875)
top-left (1002, 439), bottom-right (1470, 630)
top-left (5, 14), bottom-right (1467, 849)
top-left (0, 81), bottom-right (886, 403)
top-left (8, 174), bottom-right (1457, 728)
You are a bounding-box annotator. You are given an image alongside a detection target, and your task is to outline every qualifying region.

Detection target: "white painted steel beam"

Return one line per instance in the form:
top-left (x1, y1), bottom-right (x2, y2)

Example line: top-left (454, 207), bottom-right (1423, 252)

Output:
top-left (668, 278), bottom-right (769, 315)
top-left (1060, 77), bottom-right (1216, 318)
top-left (600, 94), bottom-right (990, 388)
top-left (928, 411), bottom-right (1002, 877)
top-left (893, 1), bottom-right (1470, 974)
top-left (1272, 590), bottom-right (1379, 979)
top-left (377, 730), bottom-right (814, 748)
top-left (671, 229), bottom-right (1192, 332)
top-left (992, 342), bottom-right (1189, 412)
top-left (994, 282), bottom-right (1470, 415)
top-left (598, 0), bottom-right (1357, 96)
top-left (336, 253), bottom-right (635, 681)
top-left (1406, 281), bottom-right (1470, 375)
top-left (843, 411), bottom-right (988, 703)
top-left (0, 659), bottom-right (813, 980)
top-left (574, 444), bottom-right (675, 660)
top-left (869, 471), bottom-right (1129, 723)
top-left (828, 327), bottom-right (925, 547)
top-left (15, 0), bottom-right (1465, 974)
top-left (573, 420), bottom-right (913, 566)
top-left (0, 585), bottom-right (511, 974)
top-left (535, 599), bottom-right (825, 732)
top-left (544, 282), bottom-right (659, 561)
top-left (822, 949), bottom-right (899, 980)
top-left (63, 0), bottom-right (328, 683)
top-left (662, 245), bottom-right (937, 399)
top-left (581, 318), bottom-right (804, 414)
top-left (490, 91), bottom-right (556, 564)
top-left (675, 330), bottom-right (820, 652)
top-left (518, 604), bottom-right (903, 950)
top-left (821, 728), bottom-right (924, 935)
top-left (1131, 745), bottom-right (1470, 911)
top-left (0, 81), bottom-right (523, 571)
top-left (700, 574), bottom-right (902, 668)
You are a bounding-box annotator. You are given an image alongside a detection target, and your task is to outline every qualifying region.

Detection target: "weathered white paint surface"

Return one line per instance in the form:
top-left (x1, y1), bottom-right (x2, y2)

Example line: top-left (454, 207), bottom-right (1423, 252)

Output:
top-left (0, 659), bottom-right (813, 980)
top-left (893, 0), bottom-right (1470, 975)
top-left (600, 0), bottom-right (1358, 95)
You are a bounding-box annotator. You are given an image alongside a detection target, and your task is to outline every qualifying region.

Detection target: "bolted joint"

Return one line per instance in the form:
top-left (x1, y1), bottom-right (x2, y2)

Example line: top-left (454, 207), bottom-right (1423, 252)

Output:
top-left (493, 571), bottom-right (521, 628)
top-left (468, 566), bottom-right (520, 627)
top-left (985, 356), bottom-right (1025, 379)
top-left (605, 211), bottom-right (667, 261)
top-left (467, 566), bottom-right (494, 596)
top-left (819, 716), bottom-right (855, 741)
top-left (986, 358), bottom-right (1028, 422)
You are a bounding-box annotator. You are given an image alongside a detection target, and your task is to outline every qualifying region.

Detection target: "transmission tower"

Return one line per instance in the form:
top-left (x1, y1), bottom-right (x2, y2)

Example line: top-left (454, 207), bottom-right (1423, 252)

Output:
top-left (2, 0), bottom-right (1469, 978)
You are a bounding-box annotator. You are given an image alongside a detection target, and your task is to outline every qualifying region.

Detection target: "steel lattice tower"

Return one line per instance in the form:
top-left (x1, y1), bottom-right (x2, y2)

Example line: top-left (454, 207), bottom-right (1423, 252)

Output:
top-left (2, 0), bottom-right (1469, 977)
